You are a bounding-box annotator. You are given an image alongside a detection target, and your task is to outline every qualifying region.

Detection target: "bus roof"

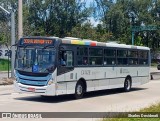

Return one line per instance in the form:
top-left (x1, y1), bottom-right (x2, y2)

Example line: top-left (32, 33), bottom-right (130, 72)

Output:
top-left (20, 36), bottom-right (149, 50)
top-left (61, 38), bottom-right (150, 50)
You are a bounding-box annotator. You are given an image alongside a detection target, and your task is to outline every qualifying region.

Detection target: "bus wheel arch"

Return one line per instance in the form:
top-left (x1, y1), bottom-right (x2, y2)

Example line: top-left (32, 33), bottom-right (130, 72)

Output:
top-left (124, 75), bottom-right (132, 92)
top-left (74, 78), bottom-right (87, 99)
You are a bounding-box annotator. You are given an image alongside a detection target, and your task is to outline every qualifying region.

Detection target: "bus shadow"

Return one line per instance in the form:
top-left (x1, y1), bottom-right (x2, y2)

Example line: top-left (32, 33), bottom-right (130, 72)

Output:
top-left (14, 87), bottom-right (147, 103)
top-left (84, 88), bottom-right (147, 98)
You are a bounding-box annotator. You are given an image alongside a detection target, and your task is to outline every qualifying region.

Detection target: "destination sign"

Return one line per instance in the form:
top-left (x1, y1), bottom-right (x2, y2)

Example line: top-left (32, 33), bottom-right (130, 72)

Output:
top-left (20, 39), bottom-right (54, 45)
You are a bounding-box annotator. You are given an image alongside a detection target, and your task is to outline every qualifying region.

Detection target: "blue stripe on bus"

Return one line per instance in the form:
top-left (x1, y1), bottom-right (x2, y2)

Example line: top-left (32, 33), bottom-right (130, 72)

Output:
top-left (16, 71), bottom-right (51, 86)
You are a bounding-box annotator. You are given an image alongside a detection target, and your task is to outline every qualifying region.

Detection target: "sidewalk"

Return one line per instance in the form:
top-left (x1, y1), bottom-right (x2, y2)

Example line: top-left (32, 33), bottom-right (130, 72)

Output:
top-left (0, 72), bottom-right (10, 79)
top-left (0, 72), bottom-right (13, 85)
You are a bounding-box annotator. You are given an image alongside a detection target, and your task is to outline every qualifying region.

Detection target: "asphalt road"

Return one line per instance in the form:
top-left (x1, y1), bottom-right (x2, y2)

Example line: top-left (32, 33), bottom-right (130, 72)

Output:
top-left (0, 68), bottom-right (160, 121)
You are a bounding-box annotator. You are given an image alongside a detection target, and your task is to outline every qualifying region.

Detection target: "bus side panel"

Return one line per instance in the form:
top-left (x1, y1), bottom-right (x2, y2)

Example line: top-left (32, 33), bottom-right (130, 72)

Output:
top-left (56, 75), bottom-right (67, 95)
top-left (95, 67), bottom-right (113, 90)
top-left (108, 78), bottom-right (124, 89)
top-left (107, 67), bottom-right (124, 89)
top-left (64, 70), bottom-right (78, 94)
top-left (98, 79), bottom-right (109, 90)
top-left (132, 77), bottom-right (141, 87)
top-left (141, 76), bottom-right (150, 84)
top-left (127, 67), bottom-right (141, 86)
top-left (66, 82), bottom-right (77, 94)
top-left (76, 68), bottom-right (95, 92)
top-left (139, 67), bottom-right (150, 85)
top-left (86, 81), bottom-right (95, 92)
top-left (131, 67), bottom-right (141, 87)
top-left (56, 66), bottom-right (150, 95)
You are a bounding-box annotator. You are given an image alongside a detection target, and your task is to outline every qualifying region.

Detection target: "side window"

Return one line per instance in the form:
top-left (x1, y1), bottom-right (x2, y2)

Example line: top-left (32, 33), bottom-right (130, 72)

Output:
top-left (117, 50), bottom-right (127, 57)
top-left (128, 50), bottom-right (138, 65)
top-left (89, 48), bottom-right (103, 65)
top-left (139, 51), bottom-right (148, 65)
top-left (117, 50), bottom-right (128, 65)
top-left (104, 49), bottom-right (116, 65)
top-left (59, 50), bottom-right (73, 67)
top-left (77, 47), bottom-right (88, 66)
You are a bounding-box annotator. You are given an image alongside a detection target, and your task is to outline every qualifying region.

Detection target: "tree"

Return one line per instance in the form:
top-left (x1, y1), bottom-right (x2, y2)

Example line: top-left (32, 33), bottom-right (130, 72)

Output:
top-left (23, 0), bottom-right (92, 37)
top-left (68, 22), bottom-right (110, 42)
top-left (95, 0), bottom-right (160, 47)
top-left (0, 0), bottom-right (17, 45)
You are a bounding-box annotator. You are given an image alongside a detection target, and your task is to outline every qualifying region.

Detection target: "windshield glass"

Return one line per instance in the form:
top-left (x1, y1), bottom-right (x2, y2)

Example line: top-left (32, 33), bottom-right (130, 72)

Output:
top-left (15, 47), bottom-right (56, 73)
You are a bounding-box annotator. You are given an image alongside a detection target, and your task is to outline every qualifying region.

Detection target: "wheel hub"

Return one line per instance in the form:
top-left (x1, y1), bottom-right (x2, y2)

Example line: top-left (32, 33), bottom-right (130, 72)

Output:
top-left (77, 85), bottom-right (82, 95)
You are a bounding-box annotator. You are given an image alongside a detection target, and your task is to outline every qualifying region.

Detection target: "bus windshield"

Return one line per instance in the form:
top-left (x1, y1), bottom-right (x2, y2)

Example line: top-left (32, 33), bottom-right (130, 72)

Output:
top-left (15, 47), bottom-right (56, 73)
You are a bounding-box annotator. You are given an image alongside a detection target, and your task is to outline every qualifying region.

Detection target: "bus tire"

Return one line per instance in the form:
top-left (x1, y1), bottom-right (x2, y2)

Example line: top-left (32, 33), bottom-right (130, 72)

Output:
top-left (75, 81), bottom-right (85, 99)
top-left (124, 77), bottom-right (131, 92)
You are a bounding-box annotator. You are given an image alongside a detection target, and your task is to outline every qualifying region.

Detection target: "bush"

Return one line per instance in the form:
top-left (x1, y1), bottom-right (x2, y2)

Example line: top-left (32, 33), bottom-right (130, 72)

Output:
top-left (0, 59), bottom-right (10, 71)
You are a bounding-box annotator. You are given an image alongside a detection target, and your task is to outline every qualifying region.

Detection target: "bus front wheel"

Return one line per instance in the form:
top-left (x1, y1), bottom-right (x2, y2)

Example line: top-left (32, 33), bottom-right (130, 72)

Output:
top-left (75, 81), bottom-right (84, 99)
top-left (124, 78), bottom-right (131, 92)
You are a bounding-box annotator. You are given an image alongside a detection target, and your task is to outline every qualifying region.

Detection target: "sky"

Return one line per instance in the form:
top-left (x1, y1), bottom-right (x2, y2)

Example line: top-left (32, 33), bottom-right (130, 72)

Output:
top-left (84, 0), bottom-right (117, 26)
top-left (89, 17), bottom-right (101, 27)
top-left (85, 0), bottom-right (101, 27)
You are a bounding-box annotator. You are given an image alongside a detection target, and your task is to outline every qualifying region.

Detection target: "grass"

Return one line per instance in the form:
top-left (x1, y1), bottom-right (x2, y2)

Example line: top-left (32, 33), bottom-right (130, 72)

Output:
top-left (0, 59), bottom-right (11, 71)
top-left (103, 103), bottom-right (160, 121)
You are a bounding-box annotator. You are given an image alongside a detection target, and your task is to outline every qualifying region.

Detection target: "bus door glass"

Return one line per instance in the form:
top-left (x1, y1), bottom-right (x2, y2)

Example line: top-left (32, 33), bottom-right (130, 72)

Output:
top-left (58, 50), bottom-right (74, 74)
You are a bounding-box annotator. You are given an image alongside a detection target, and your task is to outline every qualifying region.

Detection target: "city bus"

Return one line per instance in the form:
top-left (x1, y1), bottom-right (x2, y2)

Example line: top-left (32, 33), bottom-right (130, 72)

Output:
top-left (14, 36), bottom-right (150, 99)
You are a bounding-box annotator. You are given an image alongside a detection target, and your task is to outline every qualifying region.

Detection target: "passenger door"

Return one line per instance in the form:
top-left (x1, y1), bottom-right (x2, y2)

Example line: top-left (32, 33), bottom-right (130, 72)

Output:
top-left (57, 50), bottom-right (74, 94)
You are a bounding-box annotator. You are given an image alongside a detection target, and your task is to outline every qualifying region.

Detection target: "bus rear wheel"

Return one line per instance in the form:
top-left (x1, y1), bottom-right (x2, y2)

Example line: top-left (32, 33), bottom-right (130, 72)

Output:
top-left (124, 78), bottom-right (131, 92)
top-left (75, 81), bottom-right (84, 99)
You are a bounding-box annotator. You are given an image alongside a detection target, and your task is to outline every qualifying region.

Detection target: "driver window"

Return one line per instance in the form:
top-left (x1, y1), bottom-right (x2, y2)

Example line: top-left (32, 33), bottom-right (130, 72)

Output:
top-left (59, 51), bottom-right (66, 66)
top-left (59, 50), bottom-right (73, 67)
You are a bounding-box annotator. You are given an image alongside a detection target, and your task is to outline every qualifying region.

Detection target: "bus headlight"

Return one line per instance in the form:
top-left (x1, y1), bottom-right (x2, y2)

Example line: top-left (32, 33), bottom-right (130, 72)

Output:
top-left (48, 74), bottom-right (55, 85)
top-left (48, 80), bottom-right (53, 85)
top-left (48, 79), bottom-right (54, 85)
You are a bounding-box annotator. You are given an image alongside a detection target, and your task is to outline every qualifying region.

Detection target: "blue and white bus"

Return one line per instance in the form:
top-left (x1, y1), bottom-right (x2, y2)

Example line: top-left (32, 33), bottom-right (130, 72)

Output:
top-left (14, 36), bottom-right (150, 98)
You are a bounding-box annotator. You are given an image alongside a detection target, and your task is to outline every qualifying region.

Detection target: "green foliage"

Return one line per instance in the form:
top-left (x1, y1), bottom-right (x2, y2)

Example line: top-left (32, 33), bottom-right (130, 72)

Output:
top-left (23, 0), bottom-right (92, 37)
top-left (0, 22), bottom-right (10, 45)
top-left (0, 59), bottom-right (10, 71)
top-left (0, 33), bottom-right (6, 44)
top-left (0, 0), bottom-right (17, 44)
top-left (135, 36), bottom-right (143, 46)
top-left (67, 22), bottom-right (111, 42)
top-left (0, 0), bottom-right (160, 49)
top-left (95, 0), bottom-right (160, 46)
top-left (103, 118), bottom-right (159, 121)
top-left (103, 102), bottom-right (160, 121)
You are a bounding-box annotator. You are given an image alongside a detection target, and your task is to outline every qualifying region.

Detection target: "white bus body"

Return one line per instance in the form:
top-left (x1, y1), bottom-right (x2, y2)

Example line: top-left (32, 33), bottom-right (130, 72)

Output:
top-left (14, 37), bottom-right (150, 98)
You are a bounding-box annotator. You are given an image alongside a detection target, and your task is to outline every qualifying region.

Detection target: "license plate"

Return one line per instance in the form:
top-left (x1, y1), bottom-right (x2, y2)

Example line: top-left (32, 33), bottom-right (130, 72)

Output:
top-left (28, 87), bottom-right (35, 92)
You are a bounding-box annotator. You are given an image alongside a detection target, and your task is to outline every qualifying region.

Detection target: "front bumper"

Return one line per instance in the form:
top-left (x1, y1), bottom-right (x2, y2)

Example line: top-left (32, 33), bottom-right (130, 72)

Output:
top-left (14, 81), bottom-right (56, 96)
